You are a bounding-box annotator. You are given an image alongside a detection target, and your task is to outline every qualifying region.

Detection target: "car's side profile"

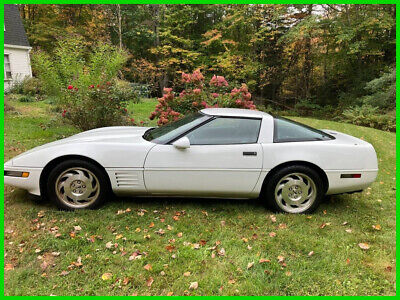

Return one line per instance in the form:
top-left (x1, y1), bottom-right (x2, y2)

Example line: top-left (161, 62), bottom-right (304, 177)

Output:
top-left (4, 108), bottom-right (378, 213)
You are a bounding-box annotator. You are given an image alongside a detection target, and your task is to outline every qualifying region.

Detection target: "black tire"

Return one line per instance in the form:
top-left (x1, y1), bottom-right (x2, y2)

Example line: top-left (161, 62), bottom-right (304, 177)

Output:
top-left (46, 159), bottom-right (110, 210)
top-left (263, 165), bottom-right (325, 214)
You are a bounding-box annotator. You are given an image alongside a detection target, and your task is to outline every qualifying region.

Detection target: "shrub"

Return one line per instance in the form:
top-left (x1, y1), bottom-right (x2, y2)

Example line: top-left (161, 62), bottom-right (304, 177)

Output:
top-left (341, 105), bottom-right (395, 132)
top-left (61, 81), bottom-right (135, 131)
top-left (32, 36), bottom-right (131, 130)
top-left (18, 95), bottom-right (36, 103)
top-left (21, 77), bottom-right (42, 96)
top-left (4, 99), bottom-right (15, 113)
top-left (113, 80), bottom-right (140, 103)
top-left (149, 70), bottom-right (256, 126)
top-left (7, 77), bottom-right (41, 96)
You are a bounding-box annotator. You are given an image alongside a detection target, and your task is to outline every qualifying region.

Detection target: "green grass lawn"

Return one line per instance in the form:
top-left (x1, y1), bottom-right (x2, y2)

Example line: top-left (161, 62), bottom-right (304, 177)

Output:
top-left (4, 99), bottom-right (396, 296)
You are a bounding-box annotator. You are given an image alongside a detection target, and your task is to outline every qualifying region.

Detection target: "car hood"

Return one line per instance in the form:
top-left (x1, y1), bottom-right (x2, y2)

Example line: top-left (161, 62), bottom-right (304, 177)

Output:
top-left (71, 126), bottom-right (151, 141)
top-left (8, 126), bottom-right (153, 165)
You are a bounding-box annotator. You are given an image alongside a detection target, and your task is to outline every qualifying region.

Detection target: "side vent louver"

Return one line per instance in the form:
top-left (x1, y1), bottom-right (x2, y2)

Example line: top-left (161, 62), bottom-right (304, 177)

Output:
top-left (115, 172), bottom-right (139, 187)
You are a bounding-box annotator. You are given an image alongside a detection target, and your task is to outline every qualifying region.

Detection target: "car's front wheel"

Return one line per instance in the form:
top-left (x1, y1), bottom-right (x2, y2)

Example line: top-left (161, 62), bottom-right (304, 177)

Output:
top-left (264, 165), bottom-right (324, 214)
top-left (47, 159), bottom-right (110, 210)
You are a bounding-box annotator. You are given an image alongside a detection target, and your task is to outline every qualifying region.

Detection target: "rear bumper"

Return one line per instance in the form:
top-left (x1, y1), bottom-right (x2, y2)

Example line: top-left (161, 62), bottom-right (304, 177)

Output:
top-left (4, 166), bottom-right (42, 196)
top-left (325, 169), bottom-right (378, 195)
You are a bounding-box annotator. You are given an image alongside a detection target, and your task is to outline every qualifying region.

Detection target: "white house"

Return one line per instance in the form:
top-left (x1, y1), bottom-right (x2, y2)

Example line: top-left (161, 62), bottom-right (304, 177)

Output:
top-left (4, 4), bottom-right (32, 91)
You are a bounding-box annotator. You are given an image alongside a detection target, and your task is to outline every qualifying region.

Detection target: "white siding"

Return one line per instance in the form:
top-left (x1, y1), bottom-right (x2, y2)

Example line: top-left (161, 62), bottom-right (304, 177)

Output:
top-left (4, 45), bottom-right (32, 91)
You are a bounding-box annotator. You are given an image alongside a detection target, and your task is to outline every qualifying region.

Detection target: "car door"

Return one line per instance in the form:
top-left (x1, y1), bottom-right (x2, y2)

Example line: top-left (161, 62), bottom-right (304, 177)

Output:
top-left (143, 117), bottom-right (263, 197)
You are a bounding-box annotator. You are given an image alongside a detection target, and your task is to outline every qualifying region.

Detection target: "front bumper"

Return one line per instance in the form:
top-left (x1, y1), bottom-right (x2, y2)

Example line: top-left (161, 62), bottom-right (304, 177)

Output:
top-left (4, 166), bottom-right (43, 196)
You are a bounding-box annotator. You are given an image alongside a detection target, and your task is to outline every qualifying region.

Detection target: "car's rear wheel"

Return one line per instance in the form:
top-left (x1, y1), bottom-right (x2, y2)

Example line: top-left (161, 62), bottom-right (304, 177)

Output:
top-left (264, 165), bottom-right (324, 214)
top-left (47, 159), bottom-right (109, 210)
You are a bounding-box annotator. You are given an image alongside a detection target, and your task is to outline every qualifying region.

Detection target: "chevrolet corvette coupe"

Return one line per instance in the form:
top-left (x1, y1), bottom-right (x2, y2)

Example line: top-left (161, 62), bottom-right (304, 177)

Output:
top-left (4, 108), bottom-right (378, 213)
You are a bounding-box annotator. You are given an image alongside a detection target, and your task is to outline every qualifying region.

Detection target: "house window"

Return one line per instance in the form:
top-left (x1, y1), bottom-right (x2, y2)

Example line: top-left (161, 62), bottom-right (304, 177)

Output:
top-left (4, 54), bottom-right (12, 79)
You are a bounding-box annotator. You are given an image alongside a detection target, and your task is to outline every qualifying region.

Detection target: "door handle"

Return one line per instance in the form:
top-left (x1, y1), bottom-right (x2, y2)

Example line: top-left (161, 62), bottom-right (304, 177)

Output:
top-left (243, 151), bottom-right (257, 156)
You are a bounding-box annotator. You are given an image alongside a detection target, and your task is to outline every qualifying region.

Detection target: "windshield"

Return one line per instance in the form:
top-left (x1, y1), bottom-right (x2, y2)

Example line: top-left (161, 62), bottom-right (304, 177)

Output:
top-left (143, 112), bottom-right (211, 144)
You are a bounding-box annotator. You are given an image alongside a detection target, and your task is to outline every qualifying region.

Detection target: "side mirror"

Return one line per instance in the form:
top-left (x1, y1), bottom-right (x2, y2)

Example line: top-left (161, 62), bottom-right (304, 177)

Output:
top-left (172, 137), bottom-right (190, 149)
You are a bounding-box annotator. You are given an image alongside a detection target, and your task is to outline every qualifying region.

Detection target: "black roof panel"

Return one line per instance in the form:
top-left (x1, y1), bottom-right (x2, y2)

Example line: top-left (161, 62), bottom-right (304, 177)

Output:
top-left (4, 4), bottom-right (30, 47)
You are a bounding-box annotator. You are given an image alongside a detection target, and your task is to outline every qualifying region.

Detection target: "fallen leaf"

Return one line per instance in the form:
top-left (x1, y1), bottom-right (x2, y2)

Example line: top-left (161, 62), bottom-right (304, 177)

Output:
top-left (247, 262), bottom-right (254, 269)
top-left (278, 223), bottom-right (287, 229)
top-left (189, 282), bottom-right (198, 290)
top-left (167, 225), bottom-right (173, 231)
top-left (269, 215), bottom-right (276, 223)
top-left (116, 234), bottom-right (123, 240)
top-left (220, 220), bottom-right (226, 226)
top-left (285, 271), bottom-right (292, 276)
top-left (277, 255), bottom-right (285, 263)
top-left (144, 264), bottom-right (152, 271)
top-left (177, 232), bottom-right (183, 237)
top-left (149, 222), bottom-right (155, 228)
top-left (135, 227), bottom-right (141, 232)
top-left (146, 277), bottom-right (154, 287)
top-left (173, 216), bottom-right (179, 221)
top-left (183, 271), bottom-right (191, 277)
top-left (228, 279), bottom-right (236, 284)
top-left (123, 277), bottom-right (130, 285)
top-left (269, 232), bottom-right (276, 237)
top-left (385, 266), bottom-right (393, 272)
top-left (193, 243), bottom-right (200, 249)
top-left (345, 229), bottom-right (352, 233)
top-left (155, 229), bottom-right (165, 235)
top-left (106, 241), bottom-right (113, 249)
top-left (40, 260), bottom-right (49, 270)
top-left (167, 292), bottom-right (173, 296)
top-left (259, 258), bottom-right (270, 263)
top-left (308, 251), bottom-right (315, 257)
top-left (166, 245), bottom-right (175, 252)
top-left (5, 264), bottom-right (14, 271)
top-left (218, 248), bottom-right (226, 256)
top-left (73, 225), bottom-right (82, 231)
top-left (241, 237), bottom-right (248, 243)
top-left (35, 248), bottom-right (41, 253)
top-left (342, 221), bottom-right (348, 226)
top-left (199, 239), bottom-right (207, 246)
top-left (358, 243), bottom-right (370, 250)
top-left (60, 270), bottom-right (69, 276)
top-left (372, 224), bottom-right (381, 231)
top-left (102, 273), bottom-right (112, 280)
top-left (247, 245), bottom-right (252, 250)
top-left (201, 211), bottom-right (208, 217)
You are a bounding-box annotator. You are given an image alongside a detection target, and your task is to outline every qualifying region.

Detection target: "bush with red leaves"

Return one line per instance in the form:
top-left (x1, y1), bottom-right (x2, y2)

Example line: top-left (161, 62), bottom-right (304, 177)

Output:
top-left (149, 70), bottom-right (256, 126)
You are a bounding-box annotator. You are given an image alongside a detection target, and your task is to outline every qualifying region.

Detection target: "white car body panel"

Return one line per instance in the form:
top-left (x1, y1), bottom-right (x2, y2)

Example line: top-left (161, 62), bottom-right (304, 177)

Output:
top-left (4, 108), bottom-right (378, 199)
top-left (144, 143), bottom-right (263, 197)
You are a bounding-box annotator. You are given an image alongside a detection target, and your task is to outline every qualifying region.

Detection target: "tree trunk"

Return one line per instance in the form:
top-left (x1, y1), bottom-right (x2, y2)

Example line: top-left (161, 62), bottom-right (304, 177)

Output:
top-left (303, 4), bottom-right (313, 100)
top-left (116, 4), bottom-right (123, 49)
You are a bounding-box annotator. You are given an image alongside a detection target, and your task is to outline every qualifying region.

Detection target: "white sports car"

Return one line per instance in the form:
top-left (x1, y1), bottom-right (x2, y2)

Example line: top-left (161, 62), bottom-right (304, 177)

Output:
top-left (4, 108), bottom-right (378, 213)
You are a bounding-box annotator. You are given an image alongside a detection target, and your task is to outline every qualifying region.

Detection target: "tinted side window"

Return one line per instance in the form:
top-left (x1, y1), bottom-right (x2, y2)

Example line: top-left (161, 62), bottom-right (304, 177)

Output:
top-left (186, 117), bottom-right (261, 145)
top-left (274, 117), bottom-right (334, 143)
